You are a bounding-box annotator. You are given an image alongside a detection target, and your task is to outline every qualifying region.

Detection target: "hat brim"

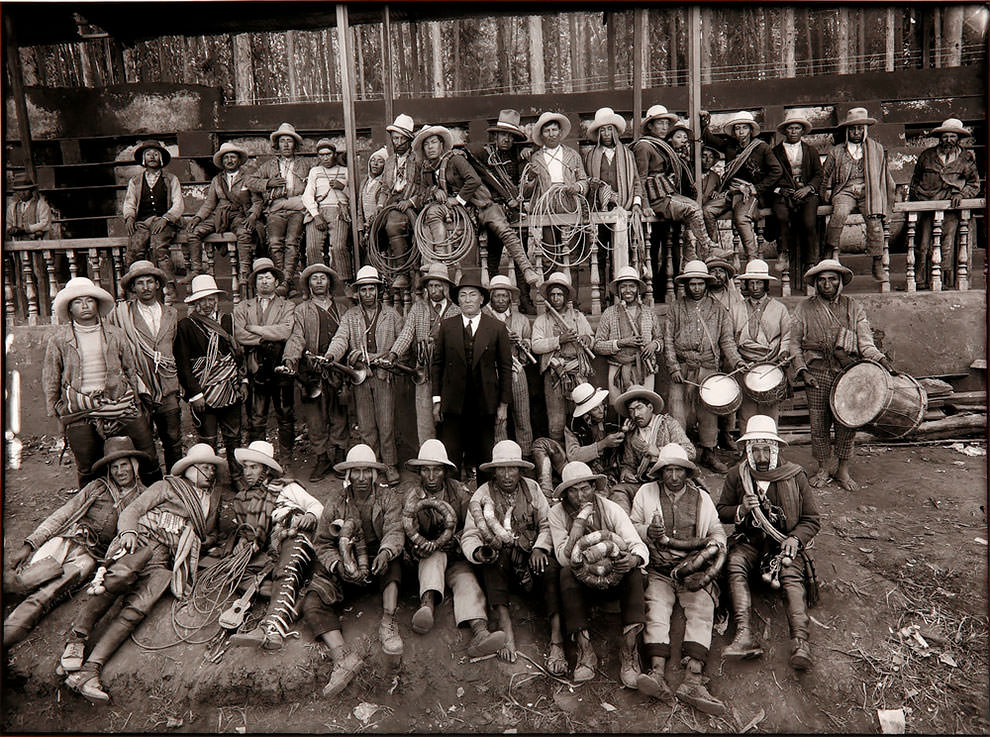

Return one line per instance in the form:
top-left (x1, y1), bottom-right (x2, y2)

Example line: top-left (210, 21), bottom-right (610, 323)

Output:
top-left (478, 458), bottom-right (535, 472)
top-left (649, 457), bottom-right (698, 477)
top-left (121, 266), bottom-right (167, 291)
top-left (539, 280), bottom-right (576, 302)
top-left (736, 273), bottom-right (778, 282)
top-left (616, 388), bottom-right (664, 416)
top-left (487, 123), bottom-right (527, 140)
top-left (53, 286), bottom-right (116, 322)
top-left (386, 125), bottom-right (415, 139)
top-left (738, 431), bottom-right (788, 444)
top-left (420, 269), bottom-right (456, 288)
top-left (706, 260), bottom-right (736, 276)
top-left (171, 451), bottom-right (225, 476)
top-left (335, 459), bottom-right (388, 472)
top-left (722, 117), bottom-right (761, 136)
top-left (351, 276), bottom-right (385, 289)
top-left (212, 147), bottom-right (249, 168)
top-left (270, 130), bottom-right (303, 146)
top-left (233, 448), bottom-right (283, 474)
top-left (406, 457), bottom-right (458, 470)
top-left (184, 287), bottom-right (226, 303)
top-left (91, 448), bottom-right (151, 473)
top-left (533, 114), bottom-right (571, 146)
top-left (301, 264), bottom-right (339, 287)
top-left (454, 283), bottom-right (490, 305)
top-left (776, 119), bottom-right (812, 134)
top-left (573, 388), bottom-right (610, 418)
top-left (840, 117), bottom-right (877, 127)
top-left (609, 275), bottom-right (646, 294)
top-left (11, 182), bottom-right (37, 190)
top-left (667, 124), bottom-right (692, 138)
top-left (487, 280), bottom-right (520, 296)
top-left (674, 271), bottom-right (717, 284)
top-left (554, 473), bottom-right (607, 498)
top-left (588, 115), bottom-right (627, 139)
top-left (249, 265), bottom-right (285, 284)
top-left (134, 143), bottom-right (172, 166)
top-left (412, 127), bottom-right (453, 158)
top-left (804, 264), bottom-right (854, 286)
top-left (642, 112), bottom-right (679, 131)
top-left (931, 126), bottom-right (971, 138)
top-left (702, 146), bottom-right (725, 160)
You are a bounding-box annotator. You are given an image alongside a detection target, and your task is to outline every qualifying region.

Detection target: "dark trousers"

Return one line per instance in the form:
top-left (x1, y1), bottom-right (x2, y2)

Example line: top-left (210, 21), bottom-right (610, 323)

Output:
top-left (65, 414), bottom-right (163, 489)
top-left (147, 393), bottom-right (184, 473)
top-left (126, 219), bottom-right (179, 283)
top-left (559, 565), bottom-right (646, 637)
top-left (649, 222), bottom-right (681, 303)
top-left (726, 540), bottom-right (809, 640)
top-left (189, 214), bottom-right (257, 282)
top-left (302, 548), bottom-right (402, 637)
top-left (192, 400), bottom-right (243, 481)
top-left (481, 549), bottom-right (560, 618)
top-left (440, 406), bottom-right (496, 482)
top-left (772, 194), bottom-right (821, 288)
top-left (246, 374), bottom-right (295, 448)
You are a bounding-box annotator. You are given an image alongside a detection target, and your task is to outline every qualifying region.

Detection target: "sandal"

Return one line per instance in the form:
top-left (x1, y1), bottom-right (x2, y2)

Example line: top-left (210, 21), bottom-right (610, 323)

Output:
top-left (572, 648), bottom-right (598, 683)
top-left (545, 642), bottom-right (567, 676)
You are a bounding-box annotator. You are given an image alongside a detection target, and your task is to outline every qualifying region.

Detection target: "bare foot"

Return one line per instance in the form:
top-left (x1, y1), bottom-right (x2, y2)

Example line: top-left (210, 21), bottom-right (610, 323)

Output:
top-left (835, 472), bottom-right (859, 492)
top-left (498, 641), bottom-right (517, 663)
top-left (809, 469), bottom-right (830, 488)
top-left (546, 642), bottom-right (567, 676)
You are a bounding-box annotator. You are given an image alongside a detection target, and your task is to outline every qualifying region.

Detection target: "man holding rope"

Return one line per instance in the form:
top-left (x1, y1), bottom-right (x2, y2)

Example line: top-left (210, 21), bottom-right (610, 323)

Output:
top-left (375, 114), bottom-right (420, 288)
top-left (43, 277), bottom-right (161, 490)
top-left (107, 260), bottom-right (183, 473)
top-left (62, 443), bottom-right (224, 703)
top-left (716, 416), bottom-right (821, 671)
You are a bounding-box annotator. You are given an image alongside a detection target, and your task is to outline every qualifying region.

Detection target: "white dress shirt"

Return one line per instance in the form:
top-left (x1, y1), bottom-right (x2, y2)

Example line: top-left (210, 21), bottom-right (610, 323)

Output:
top-left (543, 147), bottom-right (565, 183)
top-left (462, 313), bottom-right (480, 336)
top-left (136, 300), bottom-right (162, 335)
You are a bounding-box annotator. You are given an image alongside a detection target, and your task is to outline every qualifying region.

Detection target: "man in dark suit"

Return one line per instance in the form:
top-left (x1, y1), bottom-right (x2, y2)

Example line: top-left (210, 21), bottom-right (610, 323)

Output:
top-left (769, 112), bottom-right (825, 289)
top-left (431, 272), bottom-right (513, 482)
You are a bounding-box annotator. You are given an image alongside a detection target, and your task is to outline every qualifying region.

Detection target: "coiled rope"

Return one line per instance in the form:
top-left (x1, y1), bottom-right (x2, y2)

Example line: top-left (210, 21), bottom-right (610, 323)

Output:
top-left (528, 183), bottom-right (596, 268)
top-left (368, 204), bottom-right (421, 280)
top-left (413, 203), bottom-right (475, 265)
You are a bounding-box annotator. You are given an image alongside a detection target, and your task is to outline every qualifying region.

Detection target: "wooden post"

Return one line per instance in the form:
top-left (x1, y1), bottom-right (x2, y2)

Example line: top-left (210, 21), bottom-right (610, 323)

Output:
top-left (429, 21), bottom-right (444, 97)
top-left (783, 8), bottom-right (796, 77)
top-left (633, 9), bottom-right (645, 131)
top-left (528, 15), bottom-right (545, 94)
top-left (944, 7), bottom-right (963, 67)
top-left (931, 210), bottom-right (944, 291)
top-left (337, 3), bottom-right (363, 270)
top-left (589, 223), bottom-right (601, 317)
top-left (382, 6), bottom-right (394, 124)
top-left (286, 31), bottom-right (299, 100)
top-left (4, 255), bottom-right (16, 328)
top-left (957, 210), bottom-right (970, 291)
top-left (905, 212), bottom-right (917, 291)
top-left (700, 7), bottom-right (713, 85)
top-left (837, 8), bottom-right (850, 74)
top-left (4, 15), bottom-right (35, 180)
top-left (232, 33), bottom-right (255, 104)
top-left (688, 6), bottom-right (702, 204)
top-left (933, 7), bottom-right (942, 68)
top-left (568, 13), bottom-right (579, 92)
top-left (606, 12), bottom-right (616, 90)
top-left (885, 8), bottom-right (896, 72)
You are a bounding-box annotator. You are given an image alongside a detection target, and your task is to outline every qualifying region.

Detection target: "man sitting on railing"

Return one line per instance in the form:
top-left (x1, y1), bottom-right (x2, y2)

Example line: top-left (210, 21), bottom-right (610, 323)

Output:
top-left (5, 172), bottom-right (51, 241)
top-left (375, 114), bottom-right (420, 290)
top-left (121, 140), bottom-right (184, 304)
top-left (909, 117), bottom-right (981, 290)
top-left (821, 108), bottom-right (895, 282)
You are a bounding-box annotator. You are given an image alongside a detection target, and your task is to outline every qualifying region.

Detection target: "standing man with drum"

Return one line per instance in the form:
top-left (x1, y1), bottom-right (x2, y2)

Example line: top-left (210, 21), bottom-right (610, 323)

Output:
top-left (730, 259), bottom-right (791, 425)
top-left (790, 259), bottom-right (895, 491)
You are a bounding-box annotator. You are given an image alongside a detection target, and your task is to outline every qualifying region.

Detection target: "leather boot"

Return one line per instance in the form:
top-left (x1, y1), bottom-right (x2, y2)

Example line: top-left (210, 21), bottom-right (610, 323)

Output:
top-left (618, 625), bottom-right (643, 688)
top-left (309, 453), bottom-right (334, 482)
top-left (322, 649), bottom-right (364, 697)
top-left (283, 243), bottom-right (300, 297)
top-left (180, 242), bottom-right (203, 283)
top-left (718, 429), bottom-right (738, 452)
top-left (3, 599), bottom-right (44, 647)
top-left (412, 591), bottom-right (436, 635)
top-left (637, 658), bottom-right (674, 701)
top-left (700, 447), bottom-right (729, 474)
top-left (676, 657), bottom-right (725, 716)
top-left (65, 664), bottom-right (110, 703)
top-left (379, 612), bottom-right (403, 656)
top-left (790, 637), bottom-right (812, 671)
top-left (723, 577), bottom-right (764, 659)
top-left (782, 574), bottom-right (811, 670)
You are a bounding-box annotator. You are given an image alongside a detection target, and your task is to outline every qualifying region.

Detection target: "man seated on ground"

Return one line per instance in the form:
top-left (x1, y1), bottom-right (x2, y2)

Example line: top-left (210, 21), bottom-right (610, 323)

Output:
top-left (62, 443), bottom-right (224, 703)
top-left (548, 461), bottom-right (648, 687)
top-left (401, 440), bottom-right (506, 657)
top-left (226, 440), bottom-right (323, 651)
top-left (716, 415), bottom-right (821, 671)
top-left (4, 438), bottom-right (148, 647)
top-left (612, 385), bottom-right (694, 514)
top-left (301, 444), bottom-right (405, 697)
top-left (461, 441), bottom-right (564, 673)
top-left (630, 444), bottom-right (726, 713)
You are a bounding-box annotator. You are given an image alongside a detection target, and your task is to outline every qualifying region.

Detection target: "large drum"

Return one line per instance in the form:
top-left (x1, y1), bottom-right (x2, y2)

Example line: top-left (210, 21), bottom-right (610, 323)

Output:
top-left (742, 362), bottom-right (788, 405)
top-left (698, 373), bottom-right (742, 416)
top-left (830, 360), bottom-right (927, 439)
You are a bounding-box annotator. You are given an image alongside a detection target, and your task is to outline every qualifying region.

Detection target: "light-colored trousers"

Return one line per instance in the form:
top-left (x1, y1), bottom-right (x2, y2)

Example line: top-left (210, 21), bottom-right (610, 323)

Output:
top-left (418, 552), bottom-right (487, 626)
top-left (644, 570), bottom-right (714, 657)
top-left (495, 366), bottom-right (533, 456)
top-left (668, 365), bottom-right (719, 449)
top-left (414, 380), bottom-right (437, 446)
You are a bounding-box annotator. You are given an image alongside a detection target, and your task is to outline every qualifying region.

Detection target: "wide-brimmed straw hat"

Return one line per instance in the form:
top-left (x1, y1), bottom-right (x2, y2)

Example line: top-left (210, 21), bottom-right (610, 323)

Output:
top-left (648, 443), bottom-right (698, 477)
top-left (91, 436), bottom-right (151, 474)
top-left (133, 140), bottom-right (172, 166)
top-left (721, 111), bottom-right (760, 136)
top-left (587, 107), bottom-right (627, 139)
top-left (615, 384), bottom-right (664, 416)
top-left (454, 271), bottom-right (489, 306)
top-left (234, 440), bottom-right (283, 474)
top-left (532, 112), bottom-right (571, 146)
top-left (352, 265), bottom-right (385, 288)
top-left (335, 443), bottom-right (387, 473)
top-left (248, 257), bottom-right (284, 284)
top-left (420, 262), bottom-right (456, 289)
top-left (487, 274), bottom-right (519, 296)
top-left (269, 122), bottom-right (303, 146)
top-left (53, 277), bottom-right (115, 322)
top-left (301, 263), bottom-right (339, 291)
top-left (804, 258), bottom-right (854, 286)
top-left (736, 259), bottom-right (779, 282)
top-left (11, 172), bottom-right (37, 190)
top-left (185, 274), bottom-right (226, 303)
top-left (705, 257), bottom-right (736, 278)
top-left (540, 271), bottom-right (576, 302)
top-left (642, 104), bottom-right (679, 132)
top-left (675, 260), bottom-right (716, 283)
top-left (487, 109), bottom-right (527, 140)
top-left (120, 260), bottom-right (166, 291)
top-left (776, 110), bottom-right (813, 135)
top-left (838, 107), bottom-right (877, 127)
top-left (479, 440), bottom-right (535, 472)
top-left (666, 120), bottom-right (693, 139)
top-left (609, 265), bottom-right (646, 295)
top-left (553, 461), bottom-right (607, 498)
top-left (212, 142), bottom-right (249, 168)
top-left (412, 125), bottom-right (454, 159)
top-left (406, 439), bottom-right (457, 470)
top-left (386, 113), bottom-right (415, 139)
top-left (931, 117), bottom-right (971, 138)
top-left (571, 382), bottom-right (610, 418)
top-left (171, 442), bottom-right (225, 476)
top-left (738, 414), bottom-right (788, 444)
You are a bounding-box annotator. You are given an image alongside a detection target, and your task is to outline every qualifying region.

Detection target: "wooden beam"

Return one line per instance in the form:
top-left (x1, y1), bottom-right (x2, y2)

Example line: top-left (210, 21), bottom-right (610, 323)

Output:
top-left (382, 6), bottom-right (394, 123)
top-left (286, 30), bottom-right (298, 99)
top-left (568, 13), bottom-right (578, 93)
top-left (633, 8), bottom-right (644, 131)
top-left (944, 6), bottom-right (963, 67)
top-left (232, 33), bottom-right (255, 103)
top-left (885, 8), bottom-right (896, 72)
top-left (688, 6), bottom-right (702, 203)
top-left (335, 3), bottom-right (362, 268)
top-left (4, 14), bottom-right (35, 179)
top-left (528, 15), bottom-right (545, 94)
top-left (782, 8), bottom-right (796, 78)
top-left (430, 21), bottom-right (444, 97)
top-left (700, 7), bottom-right (712, 84)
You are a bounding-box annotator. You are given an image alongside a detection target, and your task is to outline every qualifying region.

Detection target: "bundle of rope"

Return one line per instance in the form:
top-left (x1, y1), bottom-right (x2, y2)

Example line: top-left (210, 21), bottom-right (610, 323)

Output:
top-left (528, 183), bottom-right (596, 268)
top-left (131, 533), bottom-right (256, 651)
top-left (368, 204), bottom-right (421, 280)
top-left (413, 203), bottom-right (475, 265)
top-left (402, 496), bottom-right (457, 559)
top-left (570, 529), bottom-right (629, 590)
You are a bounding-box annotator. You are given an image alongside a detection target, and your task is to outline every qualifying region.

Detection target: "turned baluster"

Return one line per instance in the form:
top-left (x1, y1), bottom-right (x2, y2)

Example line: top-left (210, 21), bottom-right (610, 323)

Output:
top-left (589, 226), bottom-right (601, 317)
top-left (227, 241), bottom-right (241, 305)
top-left (205, 241), bottom-right (216, 277)
top-left (19, 251), bottom-right (39, 326)
top-left (905, 213), bottom-right (917, 291)
top-left (880, 220), bottom-right (891, 293)
top-left (111, 246), bottom-right (125, 300)
top-left (479, 231), bottom-right (489, 286)
top-left (778, 245), bottom-right (790, 297)
top-left (957, 209), bottom-right (970, 291)
top-left (4, 254), bottom-right (17, 327)
top-left (930, 210), bottom-right (944, 292)
top-left (87, 247), bottom-right (102, 289)
top-left (642, 221), bottom-right (655, 307)
top-left (531, 224), bottom-right (545, 314)
top-left (42, 250), bottom-right (59, 319)
top-left (664, 227), bottom-right (675, 302)
top-left (66, 249), bottom-right (79, 279)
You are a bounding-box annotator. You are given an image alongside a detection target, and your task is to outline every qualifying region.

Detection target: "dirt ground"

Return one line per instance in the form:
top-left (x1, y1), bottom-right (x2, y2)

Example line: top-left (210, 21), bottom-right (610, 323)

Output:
top-left (2, 437), bottom-right (987, 734)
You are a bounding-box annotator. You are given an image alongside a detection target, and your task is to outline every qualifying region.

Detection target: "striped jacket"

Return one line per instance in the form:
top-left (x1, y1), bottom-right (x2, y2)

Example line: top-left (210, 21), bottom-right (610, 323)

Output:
top-left (327, 303), bottom-right (404, 379)
top-left (391, 298), bottom-right (460, 359)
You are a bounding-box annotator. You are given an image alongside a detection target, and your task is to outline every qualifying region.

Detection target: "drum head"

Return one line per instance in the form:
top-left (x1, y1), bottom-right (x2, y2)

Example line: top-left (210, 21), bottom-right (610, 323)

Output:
top-left (745, 364), bottom-right (784, 392)
top-left (700, 374), bottom-right (740, 408)
top-left (831, 361), bottom-right (890, 427)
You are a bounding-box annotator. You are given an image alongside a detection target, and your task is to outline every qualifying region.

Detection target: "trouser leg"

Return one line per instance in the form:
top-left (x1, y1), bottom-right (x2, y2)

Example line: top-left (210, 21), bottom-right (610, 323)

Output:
top-left (353, 381), bottom-right (382, 460)
top-left (479, 204), bottom-right (538, 285)
top-left (731, 193), bottom-right (759, 261)
top-left (702, 196), bottom-right (731, 241)
top-left (448, 560), bottom-right (488, 626)
top-left (126, 225), bottom-right (152, 267)
top-left (217, 401), bottom-right (244, 484)
top-left (87, 567), bottom-right (172, 666)
top-left (804, 366), bottom-right (839, 463)
top-left (780, 564), bottom-right (810, 640)
top-left (543, 374), bottom-right (566, 443)
top-left (152, 394), bottom-right (184, 473)
top-left (246, 380), bottom-right (271, 442)
top-left (298, 394), bottom-right (329, 456)
top-left (510, 368), bottom-right (533, 455)
top-left (865, 215), bottom-right (885, 258)
top-left (414, 380), bottom-right (437, 446)
top-left (558, 566), bottom-right (591, 637)
top-left (670, 194), bottom-right (715, 256)
top-left (189, 222), bottom-right (218, 276)
top-left (642, 572), bottom-right (677, 660)
top-left (438, 414), bottom-right (464, 474)
top-left (371, 376), bottom-right (397, 466)
top-left (739, 395), bottom-right (779, 428)
top-left (915, 215), bottom-right (933, 287)
top-left (4, 557), bottom-right (93, 646)
top-left (64, 421), bottom-right (105, 489)
top-left (618, 568), bottom-right (647, 627)
top-left (283, 212), bottom-right (304, 288)
top-left (797, 195), bottom-right (821, 277)
top-left (235, 220), bottom-right (256, 287)
top-left (679, 587), bottom-right (715, 661)
top-left (667, 381), bottom-right (692, 440)
top-left (329, 212), bottom-right (353, 281)
top-left (825, 193), bottom-right (857, 256)
top-left (273, 375), bottom-right (296, 451)
top-left (148, 222), bottom-right (179, 285)
top-left (304, 220), bottom-right (327, 268)
top-left (267, 211), bottom-right (288, 271)
top-left (120, 414), bottom-right (164, 484)
top-left (941, 211), bottom-right (960, 288)
top-left (531, 437), bottom-right (565, 497)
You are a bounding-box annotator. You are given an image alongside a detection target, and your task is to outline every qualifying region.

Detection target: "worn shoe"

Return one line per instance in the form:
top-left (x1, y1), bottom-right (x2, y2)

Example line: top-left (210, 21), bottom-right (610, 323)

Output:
top-left (466, 628), bottom-right (506, 658)
top-left (572, 647), bottom-right (598, 683)
top-left (676, 657), bottom-right (725, 715)
top-left (789, 637), bottom-right (812, 671)
top-left (722, 627), bottom-right (764, 660)
top-left (309, 454), bottom-right (334, 482)
top-left (637, 669), bottom-right (674, 702)
top-left (379, 615), bottom-right (403, 656)
top-left (65, 669), bottom-right (109, 703)
top-left (322, 650), bottom-right (364, 697)
top-left (229, 625), bottom-right (274, 649)
top-left (618, 633), bottom-right (642, 688)
top-left (411, 603), bottom-right (434, 635)
top-left (700, 447), bottom-right (729, 474)
top-left (60, 640), bottom-right (85, 672)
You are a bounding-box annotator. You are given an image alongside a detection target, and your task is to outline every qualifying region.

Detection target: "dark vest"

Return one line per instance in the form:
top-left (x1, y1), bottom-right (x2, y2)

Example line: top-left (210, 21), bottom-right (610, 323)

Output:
top-left (599, 151), bottom-right (619, 190)
top-left (136, 174), bottom-right (169, 220)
